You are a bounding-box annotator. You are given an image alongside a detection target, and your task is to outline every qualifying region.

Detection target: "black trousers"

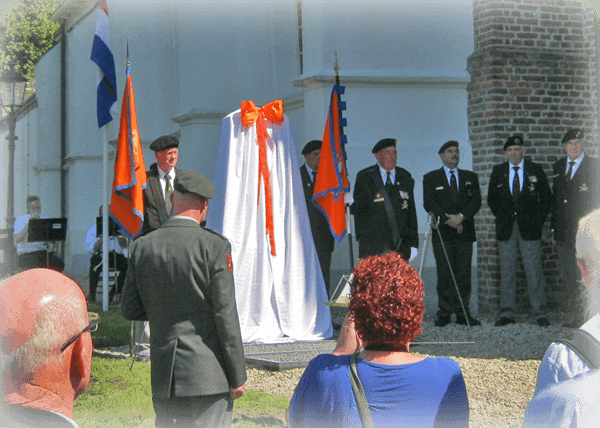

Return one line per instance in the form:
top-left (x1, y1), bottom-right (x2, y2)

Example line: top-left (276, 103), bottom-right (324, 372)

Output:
top-left (556, 242), bottom-right (588, 325)
top-left (88, 252), bottom-right (128, 298)
top-left (17, 250), bottom-right (64, 273)
top-left (152, 393), bottom-right (233, 427)
top-left (433, 240), bottom-right (473, 317)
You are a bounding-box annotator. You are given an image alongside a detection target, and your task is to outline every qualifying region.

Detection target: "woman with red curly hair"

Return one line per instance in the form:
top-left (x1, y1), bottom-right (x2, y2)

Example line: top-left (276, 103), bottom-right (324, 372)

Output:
top-left (288, 252), bottom-right (469, 427)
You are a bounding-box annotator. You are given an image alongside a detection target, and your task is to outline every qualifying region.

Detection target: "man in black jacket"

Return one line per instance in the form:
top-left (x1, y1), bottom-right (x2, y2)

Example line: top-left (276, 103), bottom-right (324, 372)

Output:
top-left (551, 128), bottom-right (599, 327)
top-left (351, 138), bottom-right (418, 262)
top-left (423, 140), bottom-right (482, 327)
top-left (488, 136), bottom-right (552, 327)
top-left (299, 140), bottom-right (335, 296)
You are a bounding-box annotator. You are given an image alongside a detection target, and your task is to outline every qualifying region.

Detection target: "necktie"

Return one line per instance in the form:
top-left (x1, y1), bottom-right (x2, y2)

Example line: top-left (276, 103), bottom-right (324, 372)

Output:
top-left (450, 170), bottom-right (458, 201)
top-left (312, 170), bottom-right (317, 183)
top-left (385, 171), bottom-right (393, 193)
top-left (164, 174), bottom-right (173, 214)
top-left (512, 166), bottom-right (521, 200)
top-left (566, 161), bottom-right (576, 180)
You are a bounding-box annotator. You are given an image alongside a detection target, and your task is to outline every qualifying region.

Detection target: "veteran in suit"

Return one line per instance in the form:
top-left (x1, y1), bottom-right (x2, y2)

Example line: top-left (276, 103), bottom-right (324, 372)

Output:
top-left (488, 136), bottom-right (552, 327)
top-left (351, 138), bottom-right (418, 262)
top-left (121, 170), bottom-right (247, 427)
top-left (299, 140), bottom-right (335, 296)
top-left (143, 135), bottom-right (180, 232)
top-left (423, 140), bottom-right (482, 327)
top-left (551, 128), bottom-right (600, 327)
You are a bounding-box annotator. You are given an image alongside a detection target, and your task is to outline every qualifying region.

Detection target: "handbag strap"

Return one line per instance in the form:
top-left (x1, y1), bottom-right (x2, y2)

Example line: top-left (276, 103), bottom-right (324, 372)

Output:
top-left (556, 328), bottom-right (600, 370)
top-left (349, 353), bottom-right (374, 428)
top-left (369, 169), bottom-right (402, 250)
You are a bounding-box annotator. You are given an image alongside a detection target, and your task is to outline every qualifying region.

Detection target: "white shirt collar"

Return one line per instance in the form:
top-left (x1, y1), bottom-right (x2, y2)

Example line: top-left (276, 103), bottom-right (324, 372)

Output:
top-left (378, 164), bottom-right (395, 183)
top-left (172, 215), bottom-right (199, 224)
top-left (568, 152), bottom-right (585, 165)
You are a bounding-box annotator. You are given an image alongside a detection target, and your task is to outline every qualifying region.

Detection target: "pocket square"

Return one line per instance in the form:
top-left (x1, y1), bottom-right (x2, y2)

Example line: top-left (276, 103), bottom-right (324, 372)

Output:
top-left (436, 186), bottom-right (444, 190)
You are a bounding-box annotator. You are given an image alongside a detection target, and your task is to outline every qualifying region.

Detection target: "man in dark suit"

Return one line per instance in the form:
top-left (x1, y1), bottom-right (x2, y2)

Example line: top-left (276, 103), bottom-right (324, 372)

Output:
top-left (137, 135), bottom-right (180, 361)
top-left (121, 170), bottom-right (247, 427)
top-left (143, 135), bottom-right (180, 232)
top-left (351, 138), bottom-right (418, 262)
top-left (488, 136), bottom-right (552, 327)
top-left (551, 128), bottom-right (599, 327)
top-left (423, 140), bottom-right (482, 327)
top-left (299, 140), bottom-right (335, 296)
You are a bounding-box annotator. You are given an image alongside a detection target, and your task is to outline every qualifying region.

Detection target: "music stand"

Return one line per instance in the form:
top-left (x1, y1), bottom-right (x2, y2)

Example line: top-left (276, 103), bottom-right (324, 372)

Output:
top-left (28, 218), bottom-right (67, 268)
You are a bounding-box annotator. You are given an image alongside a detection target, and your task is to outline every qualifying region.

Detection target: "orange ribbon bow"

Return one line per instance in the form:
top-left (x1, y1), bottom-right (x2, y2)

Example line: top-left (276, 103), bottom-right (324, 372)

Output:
top-left (240, 99), bottom-right (284, 256)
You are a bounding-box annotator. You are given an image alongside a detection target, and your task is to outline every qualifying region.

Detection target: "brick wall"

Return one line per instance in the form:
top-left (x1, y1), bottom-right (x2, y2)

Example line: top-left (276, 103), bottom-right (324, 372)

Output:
top-left (467, 0), bottom-right (599, 314)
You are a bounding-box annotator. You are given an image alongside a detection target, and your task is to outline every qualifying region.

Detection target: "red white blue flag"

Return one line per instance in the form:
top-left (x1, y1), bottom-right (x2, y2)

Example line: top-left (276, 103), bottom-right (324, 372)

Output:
top-left (312, 85), bottom-right (350, 242)
top-left (91, 0), bottom-right (117, 128)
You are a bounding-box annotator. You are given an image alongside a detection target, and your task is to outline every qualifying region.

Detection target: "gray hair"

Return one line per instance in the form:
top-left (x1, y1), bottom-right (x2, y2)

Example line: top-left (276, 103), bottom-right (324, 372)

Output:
top-left (576, 209), bottom-right (600, 313)
top-left (1, 288), bottom-right (88, 387)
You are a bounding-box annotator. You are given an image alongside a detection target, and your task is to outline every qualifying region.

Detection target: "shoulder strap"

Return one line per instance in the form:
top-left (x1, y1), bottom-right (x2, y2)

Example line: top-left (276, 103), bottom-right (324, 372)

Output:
top-left (349, 353), bottom-right (374, 428)
top-left (556, 329), bottom-right (600, 369)
top-left (369, 169), bottom-right (401, 250)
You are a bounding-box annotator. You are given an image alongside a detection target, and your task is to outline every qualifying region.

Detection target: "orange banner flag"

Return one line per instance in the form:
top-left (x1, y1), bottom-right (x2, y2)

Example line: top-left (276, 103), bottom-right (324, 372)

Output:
top-left (110, 62), bottom-right (147, 239)
top-left (312, 86), bottom-right (350, 242)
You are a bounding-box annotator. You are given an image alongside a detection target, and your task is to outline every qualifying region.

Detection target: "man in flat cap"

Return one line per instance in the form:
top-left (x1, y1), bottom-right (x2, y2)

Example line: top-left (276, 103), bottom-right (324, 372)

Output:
top-left (551, 128), bottom-right (600, 327)
top-left (351, 138), bottom-right (418, 261)
top-left (488, 135), bottom-right (552, 327)
top-left (423, 141), bottom-right (482, 327)
top-left (122, 170), bottom-right (247, 427)
top-left (143, 135), bottom-right (180, 232)
top-left (300, 140), bottom-right (335, 296)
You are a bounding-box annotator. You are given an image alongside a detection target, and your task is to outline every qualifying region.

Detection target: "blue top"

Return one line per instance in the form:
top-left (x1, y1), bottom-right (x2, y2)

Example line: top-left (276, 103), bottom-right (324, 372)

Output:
top-left (289, 354), bottom-right (469, 428)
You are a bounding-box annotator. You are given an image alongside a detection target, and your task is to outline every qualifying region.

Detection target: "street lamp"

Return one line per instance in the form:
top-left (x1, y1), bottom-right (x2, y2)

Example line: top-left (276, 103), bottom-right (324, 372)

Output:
top-left (0, 61), bottom-right (28, 277)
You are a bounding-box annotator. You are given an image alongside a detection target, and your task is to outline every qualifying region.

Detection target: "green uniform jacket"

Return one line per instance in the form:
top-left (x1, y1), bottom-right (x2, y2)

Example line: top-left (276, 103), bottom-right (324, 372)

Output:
top-left (121, 217), bottom-right (247, 399)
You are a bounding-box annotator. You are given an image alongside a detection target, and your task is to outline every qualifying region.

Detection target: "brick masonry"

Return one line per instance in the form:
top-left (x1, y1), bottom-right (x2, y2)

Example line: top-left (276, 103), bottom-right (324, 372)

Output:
top-left (467, 0), bottom-right (599, 314)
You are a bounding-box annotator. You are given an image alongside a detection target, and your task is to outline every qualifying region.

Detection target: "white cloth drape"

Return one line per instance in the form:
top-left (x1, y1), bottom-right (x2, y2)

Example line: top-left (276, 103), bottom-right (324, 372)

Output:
top-left (206, 109), bottom-right (333, 344)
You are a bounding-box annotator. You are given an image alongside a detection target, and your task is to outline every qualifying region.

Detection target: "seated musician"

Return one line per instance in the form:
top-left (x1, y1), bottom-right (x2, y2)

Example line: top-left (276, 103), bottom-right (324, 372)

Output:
top-left (13, 196), bottom-right (64, 272)
top-left (85, 205), bottom-right (128, 303)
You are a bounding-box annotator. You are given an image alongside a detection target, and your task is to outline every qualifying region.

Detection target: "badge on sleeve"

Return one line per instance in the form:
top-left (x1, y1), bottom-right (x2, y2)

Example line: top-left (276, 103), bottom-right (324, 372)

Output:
top-left (227, 254), bottom-right (233, 271)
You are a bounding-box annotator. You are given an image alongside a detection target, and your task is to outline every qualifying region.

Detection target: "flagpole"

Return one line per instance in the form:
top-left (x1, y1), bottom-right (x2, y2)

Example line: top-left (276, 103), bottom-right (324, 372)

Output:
top-left (102, 124), bottom-right (110, 313)
top-left (334, 53), bottom-right (354, 271)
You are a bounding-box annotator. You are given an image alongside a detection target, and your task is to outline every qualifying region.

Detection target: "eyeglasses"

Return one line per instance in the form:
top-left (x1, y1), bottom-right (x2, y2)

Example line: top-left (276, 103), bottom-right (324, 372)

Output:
top-left (60, 315), bottom-right (101, 352)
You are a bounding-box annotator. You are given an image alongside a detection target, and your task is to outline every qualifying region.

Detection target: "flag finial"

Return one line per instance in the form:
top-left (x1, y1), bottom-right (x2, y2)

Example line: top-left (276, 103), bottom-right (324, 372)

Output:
top-left (334, 52), bottom-right (340, 77)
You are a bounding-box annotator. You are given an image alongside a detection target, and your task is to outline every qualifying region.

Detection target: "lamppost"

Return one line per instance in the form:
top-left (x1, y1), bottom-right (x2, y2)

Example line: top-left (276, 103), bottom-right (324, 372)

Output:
top-left (0, 61), bottom-right (28, 277)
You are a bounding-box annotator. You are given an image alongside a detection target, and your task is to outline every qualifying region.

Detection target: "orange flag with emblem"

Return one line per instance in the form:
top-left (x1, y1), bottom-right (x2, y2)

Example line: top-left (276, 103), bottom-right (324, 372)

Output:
top-left (110, 61), bottom-right (146, 239)
top-left (312, 86), bottom-right (350, 242)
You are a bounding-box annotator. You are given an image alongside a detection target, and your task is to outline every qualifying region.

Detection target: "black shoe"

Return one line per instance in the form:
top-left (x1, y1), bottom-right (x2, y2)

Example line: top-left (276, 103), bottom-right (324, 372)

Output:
top-left (494, 317), bottom-right (516, 327)
top-left (536, 317), bottom-right (550, 327)
top-left (456, 315), bottom-right (481, 326)
top-left (434, 315), bottom-right (452, 327)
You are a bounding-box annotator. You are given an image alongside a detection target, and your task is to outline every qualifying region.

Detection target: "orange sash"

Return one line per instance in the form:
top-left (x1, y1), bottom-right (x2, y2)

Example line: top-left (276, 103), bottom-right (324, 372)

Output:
top-left (240, 100), bottom-right (284, 256)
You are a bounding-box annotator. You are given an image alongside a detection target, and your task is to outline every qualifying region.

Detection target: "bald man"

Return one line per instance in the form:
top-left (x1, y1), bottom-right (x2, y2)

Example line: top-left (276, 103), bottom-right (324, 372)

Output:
top-left (0, 269), bottom-right (94, 427)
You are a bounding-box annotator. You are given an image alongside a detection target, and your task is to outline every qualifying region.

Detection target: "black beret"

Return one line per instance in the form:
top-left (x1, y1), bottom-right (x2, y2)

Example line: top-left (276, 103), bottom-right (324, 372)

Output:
top-left (149, 135), bottom-right (179, 151)
top-left (302, 140), bottom-right (322, 155)
top-left (438, 140), bottom-right (459, 154)
top-left (174, 170), bottom-right (215, 200)
top-left (503, 135), bottom-right (525, 151)
top-left (372, 138), bottom-right (396, 154)
top-left (561, 128), bottom-right (584, 144)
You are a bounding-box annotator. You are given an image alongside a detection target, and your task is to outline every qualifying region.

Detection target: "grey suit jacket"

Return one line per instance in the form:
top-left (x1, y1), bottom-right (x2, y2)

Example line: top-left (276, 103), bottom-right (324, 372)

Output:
top-left (121, 217), bottom-right (247, 399)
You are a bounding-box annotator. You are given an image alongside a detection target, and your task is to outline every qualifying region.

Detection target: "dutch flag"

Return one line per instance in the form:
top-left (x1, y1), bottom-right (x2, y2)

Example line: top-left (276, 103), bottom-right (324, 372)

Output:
top-left (91, 0), bottom-right (117, 129)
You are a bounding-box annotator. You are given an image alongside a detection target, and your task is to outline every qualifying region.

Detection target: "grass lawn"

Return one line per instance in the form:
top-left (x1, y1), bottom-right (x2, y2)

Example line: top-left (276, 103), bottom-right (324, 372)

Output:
top-left (77, 305), bottom-right (288, 427)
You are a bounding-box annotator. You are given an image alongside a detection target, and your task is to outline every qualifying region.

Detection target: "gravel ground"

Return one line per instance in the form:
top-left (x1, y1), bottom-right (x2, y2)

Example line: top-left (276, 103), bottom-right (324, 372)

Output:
top-left (99, 310), bottom-right (573, 428)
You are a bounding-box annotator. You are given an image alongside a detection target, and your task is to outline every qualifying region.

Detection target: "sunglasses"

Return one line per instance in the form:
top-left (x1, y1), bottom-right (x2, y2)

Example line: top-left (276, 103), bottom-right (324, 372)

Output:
top-left (60, 314), bottom-right (101, 352)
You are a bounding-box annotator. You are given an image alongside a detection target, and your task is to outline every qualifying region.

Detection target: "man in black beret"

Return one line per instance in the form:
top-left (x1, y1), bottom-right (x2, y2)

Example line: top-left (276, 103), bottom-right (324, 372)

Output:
top-left (551, 128), bottom-right (600, 327)
top-left (351, 138), bottom-right (419, 262)
top-left (143, 135), bottom-right (180, 232)
top-left (299, 140), bottom-right (334, 296)
top-left (122, 170), bottom-right (247, 427)
top-left (135, 135), bottom-right (180, 361)
top-left (423, 140), bottom-right (482, 327)
top-left (488, 135), bottom-right (552, 327)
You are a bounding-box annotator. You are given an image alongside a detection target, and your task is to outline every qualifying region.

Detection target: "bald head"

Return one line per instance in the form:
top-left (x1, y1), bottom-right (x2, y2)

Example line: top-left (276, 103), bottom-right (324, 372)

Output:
top-left (0, 269), bottom-right (92, 412)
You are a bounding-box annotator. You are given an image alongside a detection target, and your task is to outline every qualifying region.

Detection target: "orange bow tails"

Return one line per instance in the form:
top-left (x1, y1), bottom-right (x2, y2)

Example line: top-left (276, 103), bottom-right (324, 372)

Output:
top-left (240, 100), bottom-right (284, 256)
